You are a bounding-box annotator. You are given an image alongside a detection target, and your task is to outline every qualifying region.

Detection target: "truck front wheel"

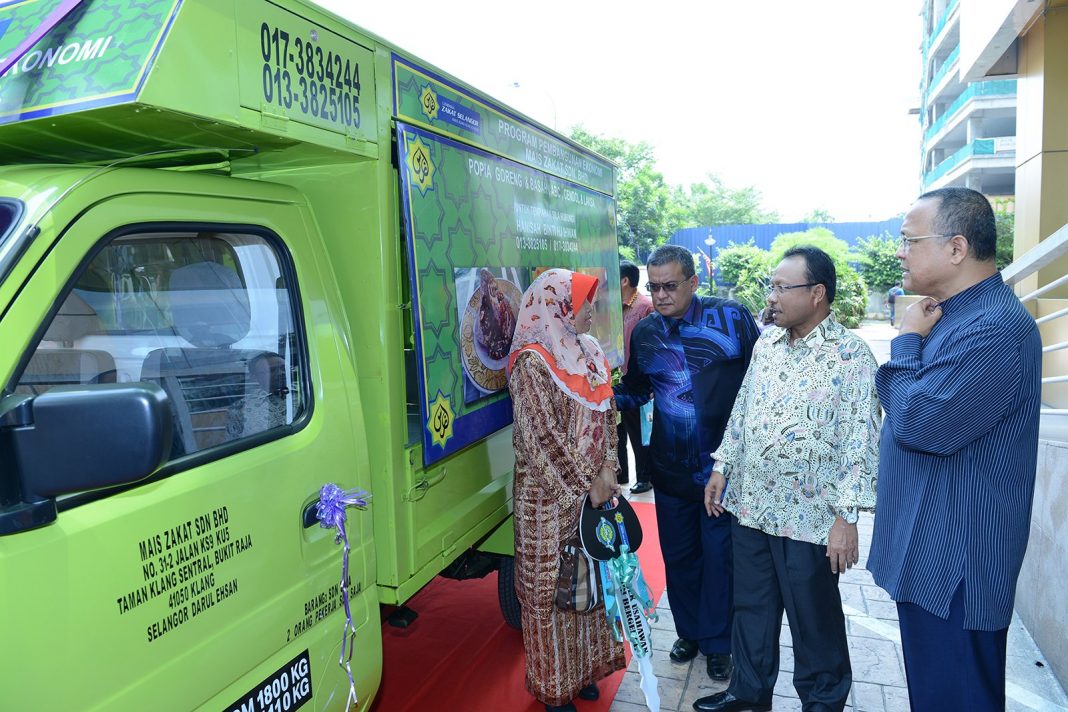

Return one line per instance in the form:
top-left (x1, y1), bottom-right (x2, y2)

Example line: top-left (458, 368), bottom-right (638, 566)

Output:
top-left (497, 556), bottom-right (522, 630)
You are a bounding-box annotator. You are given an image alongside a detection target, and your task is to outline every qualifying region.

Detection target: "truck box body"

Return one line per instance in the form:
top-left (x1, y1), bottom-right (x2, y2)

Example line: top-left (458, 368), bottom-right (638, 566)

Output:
top-left (0, 1), bottom-right (621, 709)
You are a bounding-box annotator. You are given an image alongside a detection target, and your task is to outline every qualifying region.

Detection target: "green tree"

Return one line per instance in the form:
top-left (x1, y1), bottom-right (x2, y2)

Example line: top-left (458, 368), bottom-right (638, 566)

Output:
top-left (569, 125), bottom-right (656, 182)
top-left (675, 174), bottom-right (779, 227)
top-left (569, 128), bottom-right (780, 259)
top-left (570, 126), bottom-right (678, 258)
top-left (856, 233), bottom-right (902, 292)
top-left (804, 208), bottom-right (834, 223)
top-left (995, 212), bottom-right (1015, 270)
top-left (833, 267), bottom-right (869, 329)
top-left (615, 164), bottom-right (675, 257)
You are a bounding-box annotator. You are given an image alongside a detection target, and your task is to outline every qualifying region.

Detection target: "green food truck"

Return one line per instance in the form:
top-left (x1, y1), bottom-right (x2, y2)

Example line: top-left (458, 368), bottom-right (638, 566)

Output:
top-left (0, 1), bottom-right (623, 709)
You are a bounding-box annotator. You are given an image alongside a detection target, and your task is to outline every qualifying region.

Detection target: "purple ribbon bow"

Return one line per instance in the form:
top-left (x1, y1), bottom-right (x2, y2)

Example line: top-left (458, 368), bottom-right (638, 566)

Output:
top-left (315, 483), bottom-right (371, 706)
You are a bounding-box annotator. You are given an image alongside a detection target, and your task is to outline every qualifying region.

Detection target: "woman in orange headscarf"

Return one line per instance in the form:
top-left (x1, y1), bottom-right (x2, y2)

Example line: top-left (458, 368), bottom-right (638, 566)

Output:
top-left (507, 268), bottom-right (625, 712)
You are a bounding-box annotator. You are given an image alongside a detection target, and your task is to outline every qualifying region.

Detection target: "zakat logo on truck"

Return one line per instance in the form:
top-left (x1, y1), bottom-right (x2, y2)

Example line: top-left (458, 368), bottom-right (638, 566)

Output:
top-left (420, 84), bottom-right (439, 122)
top-left (407, 136), bottom-right (436, 195)
top-left (0, 34), bottom-right (113, 77)
top-left (428, 391), bottom-right (454, 449)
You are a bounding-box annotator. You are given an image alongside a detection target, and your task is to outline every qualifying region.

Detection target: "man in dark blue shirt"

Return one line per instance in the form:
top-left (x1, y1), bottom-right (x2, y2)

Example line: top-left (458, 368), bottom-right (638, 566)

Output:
top-left (615, 245), bottom-right (759, 681)
top-left (869, 188), bottom-right (1041, 712)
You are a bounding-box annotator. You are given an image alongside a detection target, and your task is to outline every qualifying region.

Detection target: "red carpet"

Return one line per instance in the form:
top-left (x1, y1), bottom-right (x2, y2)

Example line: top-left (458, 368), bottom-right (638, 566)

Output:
top-left (371, 501), bottom-right (664, 712)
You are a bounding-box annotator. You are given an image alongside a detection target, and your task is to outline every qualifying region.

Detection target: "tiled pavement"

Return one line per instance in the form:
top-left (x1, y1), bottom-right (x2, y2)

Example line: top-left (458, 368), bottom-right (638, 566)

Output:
top-left (608, 508), bottom-right (1068, 712)
top-left (608, 321), bottom-right (1068, 712)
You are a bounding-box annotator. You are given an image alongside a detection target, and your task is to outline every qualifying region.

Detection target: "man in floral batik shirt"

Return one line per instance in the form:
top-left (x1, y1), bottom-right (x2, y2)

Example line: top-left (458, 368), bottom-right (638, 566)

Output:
top-left (694, 246), bottom-right (881, 712)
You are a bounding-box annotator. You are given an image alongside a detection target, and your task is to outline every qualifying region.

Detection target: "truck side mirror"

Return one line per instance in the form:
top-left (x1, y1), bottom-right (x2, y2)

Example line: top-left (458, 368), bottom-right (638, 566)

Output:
top-left (0, 383), bottom-right (172, 535)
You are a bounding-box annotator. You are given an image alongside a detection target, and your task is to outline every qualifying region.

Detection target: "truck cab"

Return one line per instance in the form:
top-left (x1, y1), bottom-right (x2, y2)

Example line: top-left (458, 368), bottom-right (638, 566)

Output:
top-left (0, 1), bottom-right (621, 709)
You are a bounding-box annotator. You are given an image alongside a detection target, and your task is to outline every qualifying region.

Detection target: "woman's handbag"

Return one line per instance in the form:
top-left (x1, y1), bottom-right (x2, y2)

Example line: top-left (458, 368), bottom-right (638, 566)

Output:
top-left (555, 499), bottom-right (604, 613)
top-left (579, 492), bottom-right (643, 561)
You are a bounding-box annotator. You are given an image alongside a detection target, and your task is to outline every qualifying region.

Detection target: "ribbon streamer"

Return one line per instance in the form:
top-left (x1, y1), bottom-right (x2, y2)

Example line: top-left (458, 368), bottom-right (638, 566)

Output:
top-left (599, 501), bottom-right (660, 712)
top-left (316, 483), bottom-right (371, 708)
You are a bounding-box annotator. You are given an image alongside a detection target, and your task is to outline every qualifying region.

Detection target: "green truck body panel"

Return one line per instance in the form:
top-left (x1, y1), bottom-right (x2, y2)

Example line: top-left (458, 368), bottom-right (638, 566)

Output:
top-left (0, 1), bottom-right (619, 709)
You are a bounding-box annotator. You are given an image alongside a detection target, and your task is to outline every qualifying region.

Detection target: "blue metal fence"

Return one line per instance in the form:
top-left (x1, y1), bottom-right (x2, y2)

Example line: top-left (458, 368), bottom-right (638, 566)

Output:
top-left (668, 219), bottom-right (903, 285)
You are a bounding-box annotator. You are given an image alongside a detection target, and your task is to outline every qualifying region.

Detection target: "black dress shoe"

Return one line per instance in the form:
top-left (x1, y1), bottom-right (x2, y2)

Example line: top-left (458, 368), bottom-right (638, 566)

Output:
top-left (692, 691), bottom-right (771, 712)
top-left (706, 652), bottom-right (734, 680)
top-left (577, 683), bottom-right (599, 700)
top-left (629, 482), bottom-right (653, 494)
top-left (544, 703), bottom-right (576, 712)
top-left (669, 637), bottom-right (699, 662)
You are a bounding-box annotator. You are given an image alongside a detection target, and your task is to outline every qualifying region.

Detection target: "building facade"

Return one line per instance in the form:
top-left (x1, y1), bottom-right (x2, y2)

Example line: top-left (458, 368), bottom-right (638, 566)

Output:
top-left (920, 0), bottom-right (1017, 207)
top-left (670, 219), bottom-right (902, 286)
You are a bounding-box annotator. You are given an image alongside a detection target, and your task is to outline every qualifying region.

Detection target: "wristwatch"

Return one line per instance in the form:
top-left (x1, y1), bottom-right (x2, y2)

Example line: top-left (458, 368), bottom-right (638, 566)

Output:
top-left (836, 507), bottom-right (859, 525)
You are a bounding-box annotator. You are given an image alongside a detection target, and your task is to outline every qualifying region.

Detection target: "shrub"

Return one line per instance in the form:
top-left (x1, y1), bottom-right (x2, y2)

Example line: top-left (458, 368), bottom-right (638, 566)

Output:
top-left (769, 228), bottom-right (852, 267)
top-left (856, 233), bottom-right (901, 292)
top-left (732, 263), bottom-right (770, 316)
top-left (716, 241), bottom-right (772, 286)
top-left (832, 266), bottom-right (868, 328)
top-left (995, 212), bottom-right (1014, 270)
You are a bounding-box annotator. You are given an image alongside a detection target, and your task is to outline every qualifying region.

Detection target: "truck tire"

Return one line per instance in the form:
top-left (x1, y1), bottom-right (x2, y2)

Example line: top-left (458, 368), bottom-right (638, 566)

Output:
top-left (497, 556), bottom-right (522, 630)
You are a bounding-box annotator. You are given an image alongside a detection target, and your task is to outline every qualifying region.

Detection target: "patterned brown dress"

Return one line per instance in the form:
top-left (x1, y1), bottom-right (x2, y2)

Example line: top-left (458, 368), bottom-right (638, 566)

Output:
top-left (510, 351), bottom-right (627, 706)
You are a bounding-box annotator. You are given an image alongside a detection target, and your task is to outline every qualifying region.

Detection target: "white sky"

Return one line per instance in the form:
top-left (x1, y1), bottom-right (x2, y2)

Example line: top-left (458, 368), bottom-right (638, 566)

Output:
top-left (315, 0), bottom-right (923, 222)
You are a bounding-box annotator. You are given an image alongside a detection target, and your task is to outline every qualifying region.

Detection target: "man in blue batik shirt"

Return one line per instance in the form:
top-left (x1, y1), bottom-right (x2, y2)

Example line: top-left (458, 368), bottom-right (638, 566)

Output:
top-left (869, 188), bottom-right (1041, 712)
top-left (615, 245), bottom-right (759, 682)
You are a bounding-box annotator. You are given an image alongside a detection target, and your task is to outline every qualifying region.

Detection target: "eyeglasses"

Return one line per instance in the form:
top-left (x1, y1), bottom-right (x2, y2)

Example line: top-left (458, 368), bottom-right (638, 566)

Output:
top-left (766, 282), bottom-right (817, 296)
top-left (646, 281), bottom-right (682, 294)
top-left (899, 233), bottom-right (955, 252)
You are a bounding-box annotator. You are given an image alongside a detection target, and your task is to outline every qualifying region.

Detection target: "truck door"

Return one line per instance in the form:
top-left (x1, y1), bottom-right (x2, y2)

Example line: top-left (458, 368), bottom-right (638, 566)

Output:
top-left (0, 178), bottom-right (379, 710)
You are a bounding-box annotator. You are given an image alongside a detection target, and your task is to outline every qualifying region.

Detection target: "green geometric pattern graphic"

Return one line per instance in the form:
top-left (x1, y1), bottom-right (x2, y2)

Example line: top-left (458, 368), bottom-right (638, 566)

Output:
top-left (0, 0), bottom-right (180, 121)
top-left (394, 57), bottom-right (615, 197)
top-left (399, 123), bottom-right (622, 463)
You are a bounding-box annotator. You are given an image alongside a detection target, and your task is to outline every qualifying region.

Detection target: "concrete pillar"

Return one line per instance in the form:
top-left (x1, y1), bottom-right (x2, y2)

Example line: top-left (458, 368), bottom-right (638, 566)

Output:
top-left (1015, 4), bottom-right (1068, 297)
top-left (1015, 6), bottom-right (1068, 693)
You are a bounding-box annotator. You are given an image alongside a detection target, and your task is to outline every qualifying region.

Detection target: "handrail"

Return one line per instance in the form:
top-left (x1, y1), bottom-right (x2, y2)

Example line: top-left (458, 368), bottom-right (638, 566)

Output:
top-left (926, 0), bottom-right (961, 54)
top-left (924, 138), bottom-right (1011, 186)
top-left (1037, 307), bottom-right (1068, 325)
top-left (1021, 272), bottom-right (1068, 302)
top-left (1003, 223), bottom-right (1068, 288)
top-left (1003, 222), bottom-right (1068, 416)
top-left (924, 45), bottom-right (961, 104)
top-left (924, 80), bottom-right (1017, 144)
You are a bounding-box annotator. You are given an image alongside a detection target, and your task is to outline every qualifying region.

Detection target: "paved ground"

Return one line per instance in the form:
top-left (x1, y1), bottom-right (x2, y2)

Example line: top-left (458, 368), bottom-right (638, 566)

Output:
top-left (608, 320), bottom-right (1068, 712)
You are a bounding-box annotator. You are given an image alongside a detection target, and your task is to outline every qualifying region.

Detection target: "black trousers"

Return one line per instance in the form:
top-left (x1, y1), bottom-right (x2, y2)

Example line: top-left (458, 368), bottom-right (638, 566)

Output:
top-left (728, 521), bottom-right (851, 712)
top-left (616, 406), bottom-right (651, 485)
top-left (655, 491), bottom-right (733, 655)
